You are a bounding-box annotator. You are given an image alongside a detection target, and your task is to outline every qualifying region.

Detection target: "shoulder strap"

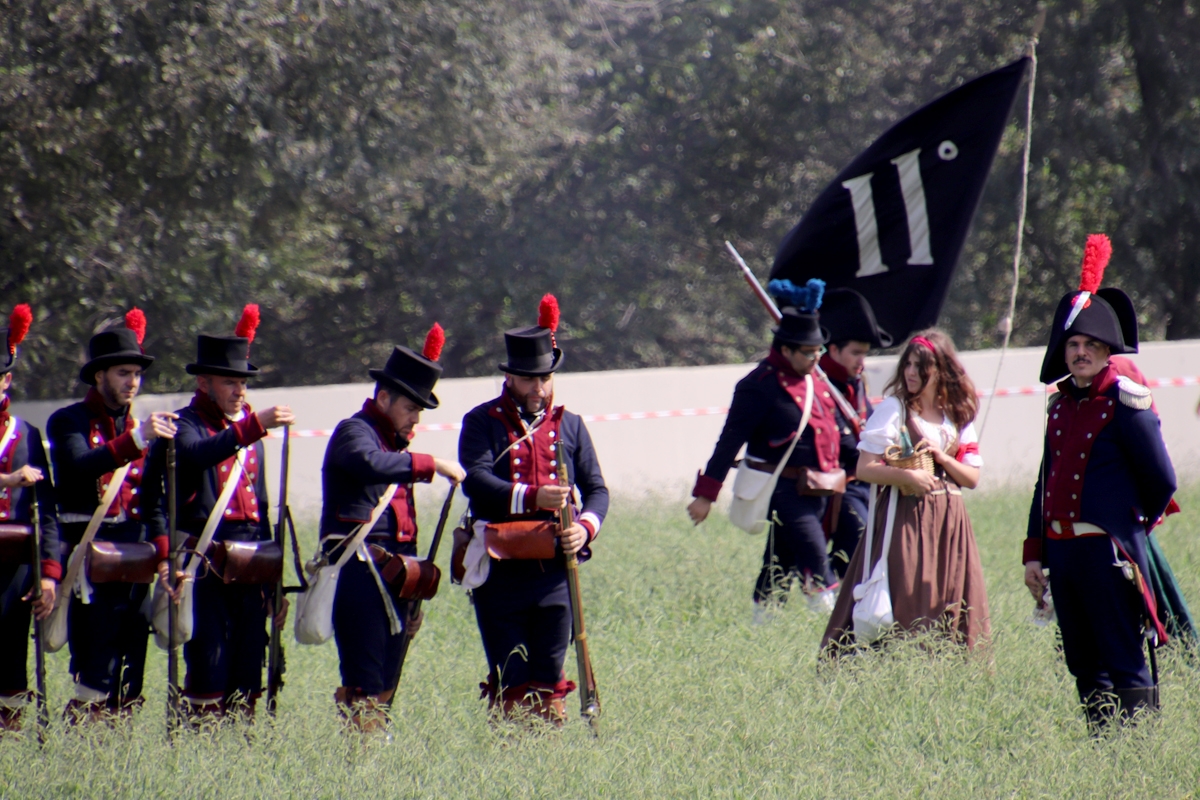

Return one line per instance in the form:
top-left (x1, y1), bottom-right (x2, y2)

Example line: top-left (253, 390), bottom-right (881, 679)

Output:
top-left (0, 415), bottom-right (19, 462)
top-left (56, 461), bottom-right (133, 602)
top-left (332, 483), bottom-right (400, 569)
top-left (183, 451), bottom-right (246, 579)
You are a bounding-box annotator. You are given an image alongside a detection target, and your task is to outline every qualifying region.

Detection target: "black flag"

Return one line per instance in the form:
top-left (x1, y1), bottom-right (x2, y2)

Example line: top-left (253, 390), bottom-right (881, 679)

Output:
top-left (770, 58), bottom-right (1030, 342)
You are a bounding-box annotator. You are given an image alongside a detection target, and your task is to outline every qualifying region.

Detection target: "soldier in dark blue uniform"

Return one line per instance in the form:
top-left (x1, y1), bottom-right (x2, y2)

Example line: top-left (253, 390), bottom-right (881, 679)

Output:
top-left (165, 305), bottom-right (293, 722)
top-left (1023, 235), bottom-right (1177, 731)
top-left (457, 296), bottom-right (608, 723)
top-left (688, 280), bottom-right (845, 617)
top-left (816, 289), bottom-right (891, 579)
top-left (321, 325), bottom-right (463, 732)
top-left (47, 310), bottom-right (177, 723)
top-left (0, 306), bottom-right (61, 734)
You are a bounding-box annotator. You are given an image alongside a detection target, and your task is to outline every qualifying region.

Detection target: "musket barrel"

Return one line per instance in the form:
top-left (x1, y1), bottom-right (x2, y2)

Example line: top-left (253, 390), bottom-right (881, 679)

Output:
top-left (30, 496), bottom-right (48, 743)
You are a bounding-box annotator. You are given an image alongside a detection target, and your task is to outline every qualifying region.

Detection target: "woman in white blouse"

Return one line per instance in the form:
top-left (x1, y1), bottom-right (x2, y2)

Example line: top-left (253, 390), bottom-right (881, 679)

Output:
top-left (821, 329), bottom-right (991, 652)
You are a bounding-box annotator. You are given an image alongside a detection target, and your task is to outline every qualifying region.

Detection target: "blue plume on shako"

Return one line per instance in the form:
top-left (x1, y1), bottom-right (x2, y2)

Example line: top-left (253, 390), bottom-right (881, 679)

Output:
top-left (767, 278), bottom-right (825, 313)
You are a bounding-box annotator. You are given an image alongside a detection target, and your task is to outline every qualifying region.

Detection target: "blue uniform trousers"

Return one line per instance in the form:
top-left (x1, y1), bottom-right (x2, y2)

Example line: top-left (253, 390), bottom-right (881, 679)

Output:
top-left (755, 487), bottom-right (832, 602)
top-left (473, 558), bottom-right (571, 691)
top-left (331, 539), bottom-right (415, 696)
top-left (64, 521), bottom-right (150, 701)
top-left (829, 479), bottom-right (870, 580)
top-left (183, 568), bottom-right (269, 702)
top-left (1046, 535), bottom-right (1153, 699)
top-left (0, 565), bottom-right (35, 697)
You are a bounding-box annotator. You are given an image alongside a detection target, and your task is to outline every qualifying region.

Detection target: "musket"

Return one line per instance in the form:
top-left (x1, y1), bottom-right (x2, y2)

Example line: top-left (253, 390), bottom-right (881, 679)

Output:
top-left (385, 484), bottom-right (457, 706)
top-left (724, 240), bottom-right (867, 429)
top-left (29, 495), bottom-right (49, 744)
top-left (556, 439), bottom-right (600, 732)
top-left (166, 438), bottom-right (181, 737)
top-left (266, 425), bottom-right (291, 715)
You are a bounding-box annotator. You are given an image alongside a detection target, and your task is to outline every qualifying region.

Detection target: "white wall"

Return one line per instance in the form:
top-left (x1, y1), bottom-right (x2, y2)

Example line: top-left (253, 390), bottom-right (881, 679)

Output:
top-left (13, 340), bottom-right (1200, 518)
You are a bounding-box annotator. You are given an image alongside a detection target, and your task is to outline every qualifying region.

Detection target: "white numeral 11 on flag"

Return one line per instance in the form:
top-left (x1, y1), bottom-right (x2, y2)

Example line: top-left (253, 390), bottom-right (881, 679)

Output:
top-left (842, 148), bottom-right (933, 278)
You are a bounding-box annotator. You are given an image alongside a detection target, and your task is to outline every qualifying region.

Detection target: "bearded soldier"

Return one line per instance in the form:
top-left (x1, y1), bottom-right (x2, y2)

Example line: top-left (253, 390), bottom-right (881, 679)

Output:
top-left (0, 306), bottom-right (61, 733)
top-left (816, 289), bottom-right (891, 578)
top-left (1023, 235), bottom-right (1177, 731)
top-left (457, 295), bottom-right (608, 723)
top-left (320, 324), bottom-right (464, 732)
top-left (168, 305), bottom-right (293, 722)
top-left (47, 310), bottom-right (177, 723)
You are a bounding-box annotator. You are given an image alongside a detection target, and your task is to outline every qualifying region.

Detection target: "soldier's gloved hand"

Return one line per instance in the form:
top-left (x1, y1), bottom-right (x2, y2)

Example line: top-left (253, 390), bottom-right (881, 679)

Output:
top-left (155, 560), bottom-right (184, 602)
top-left (434, 458), bottom-right (466, 484)
top-left (0, 465), bottom-right (43, 488)
top-left (257, 405), bottom-right (295, 429)
top-left (559, 522), bottom-right (588, 556)
top-left (687, 497), bottom-right (712, 525)
top-left (269, 596), bottom-right (290, 629)
top-left (406, 607), bottom-right (425, 637)
top-left (1024, 560), bottom-right (1048, 603)
top-left (23, 578), bottom-right (57, 621)
top-left (536, 485), bottom-right (570, 510)
top-left (139, 410), bottom-right (179, 443)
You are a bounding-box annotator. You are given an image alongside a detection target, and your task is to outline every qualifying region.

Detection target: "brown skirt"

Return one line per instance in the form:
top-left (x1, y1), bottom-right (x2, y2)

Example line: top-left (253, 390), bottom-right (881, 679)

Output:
top-left (820, 480), bottom-right (991, 652)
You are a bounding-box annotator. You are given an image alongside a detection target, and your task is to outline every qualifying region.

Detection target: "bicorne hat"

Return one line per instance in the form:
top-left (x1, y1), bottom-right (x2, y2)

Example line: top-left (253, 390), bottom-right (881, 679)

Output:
top-left (80, 308), bottom-right (156, 385)
top-left (498, 295), bottom-right (565, 377)
top-left (186, 304), bottom-right (262, 378)
top-left (1, 304), bottom-right (33, 376)
top-left (369, 323), bottom-right (446, 410)
top-left (767, 279), bottom-right (829, 347)
top-left (819, 288), bottom-right (893, 348)
top-left (1039, 234), bottom-right (1138, 384)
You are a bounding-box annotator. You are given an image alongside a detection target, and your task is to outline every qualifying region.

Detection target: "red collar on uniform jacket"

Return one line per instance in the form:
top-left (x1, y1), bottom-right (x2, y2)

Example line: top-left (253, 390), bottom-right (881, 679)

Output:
top-left (1055, 362), bottom-right (1119, 401)
top-left (818, 353), bottom-right (861, 412)
top-left (766, 349), bottom-right (841, 471)
top-left (0, 394), bottom-right (9, 426)
top-left (361, 398), bottom-right (410, 451)
top-left (190, 389), bottom-right (254, 430)
top-left (499, 386), bottom-right (556, 431)
top-left (84, 387), bottom-right (133, 439)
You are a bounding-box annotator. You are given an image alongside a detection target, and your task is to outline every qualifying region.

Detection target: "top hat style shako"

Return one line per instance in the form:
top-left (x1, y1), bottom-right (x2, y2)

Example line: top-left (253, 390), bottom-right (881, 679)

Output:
top-left (370, 323), bottom-right (446, 410)
top-left (1, 304), bottom-right (33, 375)
top-left (1039, 234), bottom-right (1138, 383)
top-left (498, 294), bottom-right (565, 377)
top-left (80, 308), bottom-right (156, 385)
top-left (767, 279), bottom-right (829, 347)
top-left (819, 288), bottom-right (893, 348)
top-left (187, 304), bottom-right (263, 378)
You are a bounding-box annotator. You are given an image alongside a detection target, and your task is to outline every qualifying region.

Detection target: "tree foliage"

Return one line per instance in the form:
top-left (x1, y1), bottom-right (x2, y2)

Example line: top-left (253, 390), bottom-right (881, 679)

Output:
top-left (2, 0), bottom-right (1196, 399)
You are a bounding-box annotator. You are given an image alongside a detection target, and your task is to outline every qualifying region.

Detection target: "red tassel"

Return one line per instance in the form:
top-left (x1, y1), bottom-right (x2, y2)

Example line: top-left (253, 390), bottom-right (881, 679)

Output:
top-left (1078, 234), bottom-right (1112, 294)
top-left (422, 322), bottom-right (445, 362)
top-left (538, 294), bottom-right (560, 332)
top-left (235, 304), bottom-right (261, 343)
top-left (8, 304), bottom-right (32, 356)
top-left (125, 308), bottom-right (147, 346)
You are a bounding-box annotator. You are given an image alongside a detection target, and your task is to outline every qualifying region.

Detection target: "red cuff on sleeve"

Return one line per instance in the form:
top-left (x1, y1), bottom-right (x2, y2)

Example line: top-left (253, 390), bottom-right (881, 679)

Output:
top-left (106, 431), bottom-right (146, 465)
top-left (409, 452), bottom-right (436, 483)
top-left (578, 517), bottom-right (596, 543)
top-left (524, 484), bottom-right (540, 510)
top-left (692, 472), bottom-right (722, 502)
top-left (1022, 538), bottom-right (1044, 564)
top-left (235, 413), bottom-right (270, 447)
top-left (41, 559), bottom-right (63, 582)
top-left (153, 535), bottom-right (170, 561)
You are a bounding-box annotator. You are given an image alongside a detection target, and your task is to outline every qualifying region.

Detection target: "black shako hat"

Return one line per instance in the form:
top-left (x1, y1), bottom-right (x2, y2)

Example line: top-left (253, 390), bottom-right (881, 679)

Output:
top-left (1, 304), bottom-right (33, 375)
top-left (369, 324), bottom-right (445, 410)
top-left (1039, 234), bottom-right (1138, 384)
top-left (498, 294), bottom-right (565, 377)
top-left (767, 278), bottom-right (829, 347)
top-left (80, 309), bottom-right (155, 385)
top-left (819, 288), bottom-right (893, 348)
top-left (187, 304), bottom-right (261, 378)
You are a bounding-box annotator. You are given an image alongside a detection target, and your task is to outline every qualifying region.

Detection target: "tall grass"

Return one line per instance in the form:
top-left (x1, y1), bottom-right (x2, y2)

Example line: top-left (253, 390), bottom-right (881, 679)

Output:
top-left (3, 487), bottom-right (1199, 798)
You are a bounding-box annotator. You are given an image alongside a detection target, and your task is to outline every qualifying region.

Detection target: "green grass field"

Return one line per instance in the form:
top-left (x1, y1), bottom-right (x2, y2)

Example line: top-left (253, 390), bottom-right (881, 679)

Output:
top-left (3, 487), bottom-right (1200, 799)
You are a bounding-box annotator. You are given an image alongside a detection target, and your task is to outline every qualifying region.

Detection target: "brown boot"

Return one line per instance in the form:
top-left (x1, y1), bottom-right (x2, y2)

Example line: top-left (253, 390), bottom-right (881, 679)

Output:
top-left (110, 696), bottom-right (144, 726)
top-left (334, 687), bottom-right (390, 734)
top-left (0, 704), bottom-right (23, 734)
top-left (182, 696), bottom-right (225, 730)
top-left (64, 698), bottom-right (116, 727)
top-left (222, 692), bottom-right (260, 725)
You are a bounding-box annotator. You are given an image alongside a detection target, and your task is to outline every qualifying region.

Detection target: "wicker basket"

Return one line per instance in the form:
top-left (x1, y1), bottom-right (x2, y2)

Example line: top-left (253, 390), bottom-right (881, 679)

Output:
top-left (884, 441), bottom-right (936, 495)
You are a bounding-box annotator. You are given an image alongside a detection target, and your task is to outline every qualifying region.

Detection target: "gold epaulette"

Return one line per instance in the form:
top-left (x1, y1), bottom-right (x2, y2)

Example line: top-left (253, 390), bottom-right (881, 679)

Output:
top-left (1116, 376), bottom-right (1153, 410)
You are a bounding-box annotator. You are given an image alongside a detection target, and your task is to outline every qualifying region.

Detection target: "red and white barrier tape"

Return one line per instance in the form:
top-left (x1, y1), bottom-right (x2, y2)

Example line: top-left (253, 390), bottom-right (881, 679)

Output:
top-left (253, 376), bottom-right (1200, 438)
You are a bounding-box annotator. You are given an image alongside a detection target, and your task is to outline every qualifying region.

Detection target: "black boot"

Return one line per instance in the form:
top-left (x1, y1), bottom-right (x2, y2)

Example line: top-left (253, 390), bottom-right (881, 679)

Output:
top-left (1081, 690), bottom-right (1117, 736)
top-left (1115, 685), bottom-right (1160, 725)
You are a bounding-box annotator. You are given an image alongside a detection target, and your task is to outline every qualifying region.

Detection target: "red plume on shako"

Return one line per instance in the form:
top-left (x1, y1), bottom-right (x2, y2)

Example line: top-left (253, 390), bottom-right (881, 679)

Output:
top-left (235, 303), bottom-right (261, 344)
top-left (423, 322), bottom-right (446, 362)
top-left (7, 304), bottom-right (32, 357)
top-left (125, 307), bottom-right (148, 350)
top-left (539, 294), bottom-right (560, 348)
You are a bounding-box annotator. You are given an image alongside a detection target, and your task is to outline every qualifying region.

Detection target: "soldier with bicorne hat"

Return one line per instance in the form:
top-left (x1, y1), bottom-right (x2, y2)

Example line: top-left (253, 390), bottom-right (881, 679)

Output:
top-left (1022, 235), bottom-right (1177, 732)
top-left (0, 306), bottom-right (61, 734)
top-left (319, 324), bottom-right (464, 733)
top-left (47, 309), bottom-right (177, 724)
top-left (817, 288), bottom-right (892, 579)
top-left (688, 280), bottom-right (845, 617)
top-left (161, 305), bottom-right (293, 723)
top-left (457, 295), bottom-right (608, 724)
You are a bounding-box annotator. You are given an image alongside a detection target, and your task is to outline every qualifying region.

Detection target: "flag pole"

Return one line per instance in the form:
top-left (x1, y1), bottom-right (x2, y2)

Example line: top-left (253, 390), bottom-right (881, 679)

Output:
top-left (978, 8), bottom-right (1045, 437)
